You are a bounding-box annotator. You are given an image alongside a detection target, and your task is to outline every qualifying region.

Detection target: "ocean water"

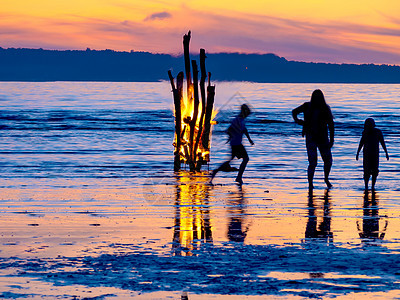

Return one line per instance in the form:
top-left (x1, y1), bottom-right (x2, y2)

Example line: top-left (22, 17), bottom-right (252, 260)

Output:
top-left (1, 82), bottom-right (399, 185)
top-left (1, 81), bottom-right (400, 298)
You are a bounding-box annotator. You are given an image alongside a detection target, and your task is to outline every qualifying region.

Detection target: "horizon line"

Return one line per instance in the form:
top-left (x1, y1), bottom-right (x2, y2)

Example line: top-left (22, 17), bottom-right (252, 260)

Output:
top-left (1, 46), bottom-right (399, 67)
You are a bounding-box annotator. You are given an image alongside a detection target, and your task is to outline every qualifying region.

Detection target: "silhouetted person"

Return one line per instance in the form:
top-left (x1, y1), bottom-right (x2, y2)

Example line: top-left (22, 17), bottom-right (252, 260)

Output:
top-left (357, 190), bottom-right (387, 240)
top-left (305, 189), bottom-right (333, 243)
top-left (356, 118), bottom-right (389, 191)
top-left (292, 89), bottom-right (334, 190)
top-left (211, 104), bottom-right (254, 185)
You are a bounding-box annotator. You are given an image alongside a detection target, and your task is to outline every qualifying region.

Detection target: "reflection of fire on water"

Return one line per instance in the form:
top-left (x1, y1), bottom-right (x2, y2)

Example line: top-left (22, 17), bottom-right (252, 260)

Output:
top-left (172, 171), bottom-right (213, 256)
top-left (169, 31), bottom-right (217, 172)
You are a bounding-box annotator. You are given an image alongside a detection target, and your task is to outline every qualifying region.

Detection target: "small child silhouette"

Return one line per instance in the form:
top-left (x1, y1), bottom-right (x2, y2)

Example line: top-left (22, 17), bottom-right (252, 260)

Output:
top-left (356, 118), bottom-right (389, 190)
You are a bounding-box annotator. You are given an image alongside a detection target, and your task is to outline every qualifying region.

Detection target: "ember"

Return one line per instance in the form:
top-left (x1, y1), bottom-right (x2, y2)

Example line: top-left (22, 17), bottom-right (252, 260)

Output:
top-left (168, 31), bottom-right (217, 172)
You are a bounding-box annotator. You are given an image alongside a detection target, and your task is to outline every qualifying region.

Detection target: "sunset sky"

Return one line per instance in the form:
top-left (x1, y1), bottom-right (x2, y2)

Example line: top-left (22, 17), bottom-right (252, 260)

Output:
top-left (2, 0), bottom-right (400, 64)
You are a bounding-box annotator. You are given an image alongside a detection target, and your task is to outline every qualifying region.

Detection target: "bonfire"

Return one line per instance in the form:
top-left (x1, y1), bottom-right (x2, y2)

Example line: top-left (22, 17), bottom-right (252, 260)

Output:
top-left (168, 31), bottom-right (217, 171)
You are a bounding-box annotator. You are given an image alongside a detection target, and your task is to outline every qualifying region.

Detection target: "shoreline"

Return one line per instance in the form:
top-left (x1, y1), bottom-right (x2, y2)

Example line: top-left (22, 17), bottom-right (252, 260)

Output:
top-left (2, 173), bottom-right (400, 298)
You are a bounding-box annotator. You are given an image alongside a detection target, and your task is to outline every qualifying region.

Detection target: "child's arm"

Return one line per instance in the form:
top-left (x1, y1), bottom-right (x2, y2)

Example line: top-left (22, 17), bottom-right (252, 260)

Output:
top-left (356, 135), bottom-right (365, 160)
top-left (379, 130), bottom-right (389, 160)
top-left (244, 128), bottom-right (254, 145)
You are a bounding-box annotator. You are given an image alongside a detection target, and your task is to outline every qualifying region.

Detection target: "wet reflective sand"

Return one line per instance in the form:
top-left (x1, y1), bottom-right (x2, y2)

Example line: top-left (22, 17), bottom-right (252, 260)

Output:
top-left (2, 172), bottom-right (400, 298)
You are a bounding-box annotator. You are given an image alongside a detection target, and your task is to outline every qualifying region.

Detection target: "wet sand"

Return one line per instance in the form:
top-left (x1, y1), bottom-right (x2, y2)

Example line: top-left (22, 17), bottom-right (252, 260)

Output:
top-left (2, 172), bottom-right (400, 299)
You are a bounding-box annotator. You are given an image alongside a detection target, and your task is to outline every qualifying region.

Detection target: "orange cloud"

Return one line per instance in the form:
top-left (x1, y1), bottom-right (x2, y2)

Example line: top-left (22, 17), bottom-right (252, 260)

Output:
top-left (0, 1), bottom-right (400, 64)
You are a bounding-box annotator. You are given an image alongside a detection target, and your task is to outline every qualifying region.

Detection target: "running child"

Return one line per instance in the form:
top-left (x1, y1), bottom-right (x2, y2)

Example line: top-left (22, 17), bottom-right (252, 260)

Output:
top-left (210, 104), bottom-right (254, 185)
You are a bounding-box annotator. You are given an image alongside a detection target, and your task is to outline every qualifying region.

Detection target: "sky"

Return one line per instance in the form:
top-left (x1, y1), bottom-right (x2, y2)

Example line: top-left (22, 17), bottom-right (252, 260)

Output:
top-left (1, 0), bottom-right (400, 64)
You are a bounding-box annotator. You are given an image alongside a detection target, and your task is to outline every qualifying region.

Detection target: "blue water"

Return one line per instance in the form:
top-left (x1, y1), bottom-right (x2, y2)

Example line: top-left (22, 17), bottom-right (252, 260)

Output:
top-left (0, 82), bottom-right (399, 190)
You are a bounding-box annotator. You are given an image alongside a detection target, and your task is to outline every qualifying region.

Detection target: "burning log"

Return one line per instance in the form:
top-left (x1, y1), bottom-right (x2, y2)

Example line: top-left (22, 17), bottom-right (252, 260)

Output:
top-left (190, 60), bottom-right (200, 170)
top-left (202, 72), bottom-right (215, 151)
top-left (170, 32), bottom-right (216, 171)
top-left (194, 49), bottom-right (207, 170)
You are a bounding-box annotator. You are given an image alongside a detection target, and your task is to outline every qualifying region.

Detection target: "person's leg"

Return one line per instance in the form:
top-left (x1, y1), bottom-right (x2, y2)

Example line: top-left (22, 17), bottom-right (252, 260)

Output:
top-left (364, 172), bottom-right (370, 190)
top-left (235, 145), bottom-right (249, 184)
top-left (370, 159), bottom-right (379, 190)
top-left (211, 160), bottom-right (232, 181)
top-left (306, 137), bottom-right (318, 189)
top-left (371, 170), bottom-right (379, 190)
top-left (236, 156), bottom-right (249, 184)
top-left (211, 148), bottom-right (235, 183)
top-left (320, 144), bottom-right (333, 189)
top-left (371, 175), bottom-right (377, 190)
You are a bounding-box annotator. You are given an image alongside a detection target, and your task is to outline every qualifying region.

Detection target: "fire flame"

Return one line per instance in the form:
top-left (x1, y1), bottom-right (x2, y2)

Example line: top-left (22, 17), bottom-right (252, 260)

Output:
top-left (174, 90), bottom-right (217, 169)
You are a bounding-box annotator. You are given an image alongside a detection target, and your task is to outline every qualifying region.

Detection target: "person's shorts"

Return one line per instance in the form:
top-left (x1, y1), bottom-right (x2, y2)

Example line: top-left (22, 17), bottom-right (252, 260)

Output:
top-left (231, 144), bottom-right (248, 159)
top-left (363, 158), bottom-right (379, 178)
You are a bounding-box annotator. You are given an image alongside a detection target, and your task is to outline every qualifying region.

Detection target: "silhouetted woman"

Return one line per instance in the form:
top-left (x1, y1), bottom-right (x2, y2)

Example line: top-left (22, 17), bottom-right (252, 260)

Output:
top-left (292, 89), bottom-right (334, 189)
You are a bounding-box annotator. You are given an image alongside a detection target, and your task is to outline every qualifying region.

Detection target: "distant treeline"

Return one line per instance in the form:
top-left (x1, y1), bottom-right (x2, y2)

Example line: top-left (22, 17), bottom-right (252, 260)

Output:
top-left (1, 47), bottom-right (400, 83)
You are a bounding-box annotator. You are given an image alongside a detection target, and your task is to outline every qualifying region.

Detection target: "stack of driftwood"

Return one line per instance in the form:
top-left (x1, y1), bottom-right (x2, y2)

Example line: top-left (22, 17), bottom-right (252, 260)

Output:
top-left (168, 31), bottom-right (216, 171)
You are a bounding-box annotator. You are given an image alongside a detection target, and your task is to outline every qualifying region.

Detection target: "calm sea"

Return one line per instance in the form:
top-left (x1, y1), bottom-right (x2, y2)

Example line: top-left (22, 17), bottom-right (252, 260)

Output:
top-left (0, 81), bottom-right (399, 189)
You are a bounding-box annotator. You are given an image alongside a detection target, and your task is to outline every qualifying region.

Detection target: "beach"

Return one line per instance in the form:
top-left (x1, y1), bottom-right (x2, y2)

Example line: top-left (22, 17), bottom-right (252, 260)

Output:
top-left (1, 82), bottom-right (400, 298)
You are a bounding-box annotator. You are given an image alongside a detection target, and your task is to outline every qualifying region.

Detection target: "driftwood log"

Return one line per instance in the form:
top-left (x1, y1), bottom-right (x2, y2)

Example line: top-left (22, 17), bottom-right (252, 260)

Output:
top-left (202, 72), bottom-right (215, 151)
top-left (190, 60), bottom-right (200, 169)
top-left (168, 70), bottom-right (181, 171)
top-left (194, 49), bottom-right (207, 170)
top-left (169, 31), bottom-right (215, 171)
top-left (183, 31), bottom-right (192, 101)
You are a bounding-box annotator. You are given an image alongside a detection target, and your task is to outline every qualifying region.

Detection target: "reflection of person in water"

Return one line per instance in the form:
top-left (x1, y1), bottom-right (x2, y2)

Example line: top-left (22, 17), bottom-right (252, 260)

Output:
top-left (227, 185), bottom-right (250, 243)
top-left (356, 118), bottom-right (389, 191)
top-left (357, 190), bottom-right (388, 240)
top-left (292, 89), bottom-right (334, 190)
top-left (305, 189), bottom-right (333, 243)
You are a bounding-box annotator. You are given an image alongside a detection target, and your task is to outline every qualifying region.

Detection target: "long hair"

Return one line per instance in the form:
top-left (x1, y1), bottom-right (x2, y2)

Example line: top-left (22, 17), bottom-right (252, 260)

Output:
top-left (310, 89), bottom-right (332, 120)
top-left (310, 89), bottom-right (327, 109)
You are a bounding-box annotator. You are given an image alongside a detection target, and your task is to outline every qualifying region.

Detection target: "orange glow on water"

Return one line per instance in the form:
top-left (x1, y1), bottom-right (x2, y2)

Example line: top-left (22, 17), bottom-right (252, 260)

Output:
top-left (172, 172), bottom-right (212, 256)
